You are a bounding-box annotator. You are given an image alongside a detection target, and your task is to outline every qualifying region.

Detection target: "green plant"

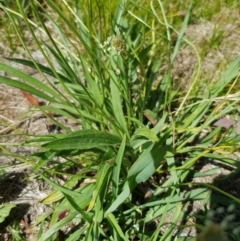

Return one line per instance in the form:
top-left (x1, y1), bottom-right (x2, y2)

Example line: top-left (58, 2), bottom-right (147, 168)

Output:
top-left (0, 171), bottom-right (17, 240)
top-left (6, 220), bottom-right (24, 241)
top-left (0, 198), bottom-right (16, 225)
top-left (0, 0), bottom-right (240, 240)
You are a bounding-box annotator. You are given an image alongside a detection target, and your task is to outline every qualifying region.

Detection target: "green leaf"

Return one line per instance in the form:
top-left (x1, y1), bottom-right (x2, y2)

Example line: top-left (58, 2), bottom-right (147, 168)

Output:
top-left (105, 181), bottom-right (131, 215)
top-left (79, 55), bottom-right (104, 107)
top-left (0, 62), bottom-right (62, 101)
top-left (41, 175), bottom-right (82, 204)
top-left (0, 203), bottom-right (16, 223)
top-left (128, 144), bottom-right (170, 181)
top-left (112, 135), bottom-right (126, 197)
top-left (38, 211), bottom-right (78, 241)
top-left (160, 202), bottom-right (182, 241)
top-left (131, 127), bottom-right (159, 143)
top-left (40, 175), bottom-right (94, 225)
top-left (110, 69), bottom-right (129, 137)
top-left (40, 175), bottom-right (88, 199)
top-left (42, 129), bottom-right (121, 150)
top-left (106, 213), bottom-right (127, 241)
top-left (0, 75), bottom-right (57, 103)
top-left (65, 226), bottom-right (88, 241)
top-left (87, 162), bottom-right (112, 211)
top-left (210, 56), bottom-right (240, 97)
top-left (31, 150), bottom-right (59, 172)
top-left (0, 170), bottom-right (4, 180)
top-left (114, 0), bottom-right (128, 32)
top-left (6, 57), bottom-right (71, 83)
top-left (106, 144), bottom-right (171, 214)
top-left (171, 1), bottom-right (192, 63)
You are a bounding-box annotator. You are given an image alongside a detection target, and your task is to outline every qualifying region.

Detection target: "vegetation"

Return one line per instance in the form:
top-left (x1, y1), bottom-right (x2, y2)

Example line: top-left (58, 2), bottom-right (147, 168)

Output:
top-left (0, 0), bottom-right (240, 240)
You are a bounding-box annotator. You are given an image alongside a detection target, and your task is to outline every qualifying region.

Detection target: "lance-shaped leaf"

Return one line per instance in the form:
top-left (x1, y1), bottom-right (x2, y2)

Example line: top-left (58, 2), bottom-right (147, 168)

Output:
top-left (42, 129), bottom-right (121, 150)
top-left (105, 144), bottom-right (171, 214)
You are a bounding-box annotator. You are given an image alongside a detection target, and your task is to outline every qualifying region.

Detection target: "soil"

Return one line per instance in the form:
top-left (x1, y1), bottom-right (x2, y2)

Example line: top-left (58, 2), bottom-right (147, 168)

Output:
top-left (0, 4), bottom-right (240, 241)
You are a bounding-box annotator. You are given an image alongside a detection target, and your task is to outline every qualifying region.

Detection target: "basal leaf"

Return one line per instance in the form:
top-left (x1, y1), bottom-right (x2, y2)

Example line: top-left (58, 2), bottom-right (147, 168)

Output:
top-left (106, 144), bottom-right (171, 214)
top-left (42, 129), bottom-right (121, 150)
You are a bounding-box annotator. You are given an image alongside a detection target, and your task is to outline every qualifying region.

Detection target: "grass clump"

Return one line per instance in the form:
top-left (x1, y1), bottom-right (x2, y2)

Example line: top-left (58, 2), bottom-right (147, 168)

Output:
top-left (0, 0), bottom-right (240, 240)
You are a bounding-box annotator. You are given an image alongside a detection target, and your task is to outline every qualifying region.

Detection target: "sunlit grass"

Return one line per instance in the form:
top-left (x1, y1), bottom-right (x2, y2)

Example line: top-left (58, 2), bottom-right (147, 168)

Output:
top-left (0, 0), bottom-right (240, 240)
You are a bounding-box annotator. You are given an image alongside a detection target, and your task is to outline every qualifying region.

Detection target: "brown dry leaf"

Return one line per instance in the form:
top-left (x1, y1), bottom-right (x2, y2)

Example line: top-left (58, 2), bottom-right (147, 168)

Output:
top-left (213, 117), bottom-right (240, 135)
top-left (21, 91), bottom-right (40, 106)
top-left (213, 117), bottom-right (235, 129)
